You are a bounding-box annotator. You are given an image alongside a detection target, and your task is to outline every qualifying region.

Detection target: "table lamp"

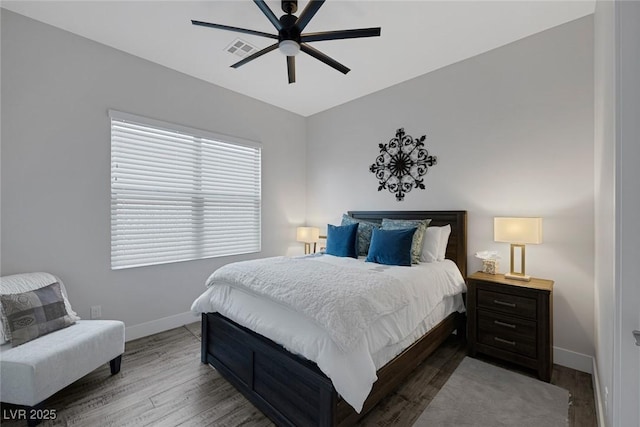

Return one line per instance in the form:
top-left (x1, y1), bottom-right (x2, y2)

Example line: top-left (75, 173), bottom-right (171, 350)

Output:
top-left (296, 226), bottom-right (320, 254)
top-left (494, 217), bottom-right (542, 281)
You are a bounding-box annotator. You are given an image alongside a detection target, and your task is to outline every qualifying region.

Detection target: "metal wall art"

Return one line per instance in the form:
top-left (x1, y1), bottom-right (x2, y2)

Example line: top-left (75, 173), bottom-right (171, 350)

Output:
top-left (369, 128), bottom-right (437, 201)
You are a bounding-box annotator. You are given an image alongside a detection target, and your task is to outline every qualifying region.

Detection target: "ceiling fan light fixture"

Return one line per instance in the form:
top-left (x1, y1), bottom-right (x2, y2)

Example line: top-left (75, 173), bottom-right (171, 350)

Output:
top-left (278, 40), bottom-right (300, 56)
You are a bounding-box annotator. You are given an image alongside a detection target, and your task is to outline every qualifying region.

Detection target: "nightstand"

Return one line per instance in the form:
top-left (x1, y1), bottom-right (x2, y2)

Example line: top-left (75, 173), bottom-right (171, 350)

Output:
top-left (466, 271), bottom-right (554, 382)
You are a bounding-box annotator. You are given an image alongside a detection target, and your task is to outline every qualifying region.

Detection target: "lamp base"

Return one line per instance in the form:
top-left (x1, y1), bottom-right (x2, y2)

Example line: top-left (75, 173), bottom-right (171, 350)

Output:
top-left (505, 272), bottom-right (531, 282)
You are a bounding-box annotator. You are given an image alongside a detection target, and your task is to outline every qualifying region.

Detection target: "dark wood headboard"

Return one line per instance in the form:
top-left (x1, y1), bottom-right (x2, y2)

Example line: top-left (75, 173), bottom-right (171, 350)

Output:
top-left (348, 210), bottom-right (468, 279)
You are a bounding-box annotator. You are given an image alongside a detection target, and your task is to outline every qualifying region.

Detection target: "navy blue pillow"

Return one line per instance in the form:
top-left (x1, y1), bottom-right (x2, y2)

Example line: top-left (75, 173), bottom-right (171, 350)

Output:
top-left (326, 223), bottom-right (359, 258)
top-left (365, 227), bottom-right (416, 266)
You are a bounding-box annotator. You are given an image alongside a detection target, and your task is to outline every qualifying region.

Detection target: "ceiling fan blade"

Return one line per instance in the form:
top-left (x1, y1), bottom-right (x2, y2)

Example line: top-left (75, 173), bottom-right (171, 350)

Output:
top-left (253, 0), bottom-right (283, 31)
top-left (295, 0), bottom-right (325, 32)
top-left (287, 56), bottom-right (296, 84)
top-left (301, 27), bottom-right (381, 43)
top-left (191, 20), bottom-right (278, 40)
top-left (231, 43), bottom-right (279, 68)
top-left (300, 43), bottom-right (350, 74)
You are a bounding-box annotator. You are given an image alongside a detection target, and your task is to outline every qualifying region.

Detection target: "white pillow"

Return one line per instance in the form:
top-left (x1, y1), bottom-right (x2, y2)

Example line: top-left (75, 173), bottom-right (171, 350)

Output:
top-left (420, 227), bottom-right (441, 263)
top-left (0, 272), bottom-right (80, 345)
top-left (438, 224), bottom-right (452, 261)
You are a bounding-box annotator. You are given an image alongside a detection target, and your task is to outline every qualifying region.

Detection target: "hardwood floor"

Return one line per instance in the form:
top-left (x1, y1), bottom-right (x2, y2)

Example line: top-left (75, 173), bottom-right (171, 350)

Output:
top-left (1, 322), bottom-right (596, 426)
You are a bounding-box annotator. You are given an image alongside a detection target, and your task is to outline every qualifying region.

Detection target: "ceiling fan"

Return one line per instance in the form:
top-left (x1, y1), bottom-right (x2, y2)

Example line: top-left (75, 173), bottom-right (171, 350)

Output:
top-left (192, 0), bottom-right (381, 84)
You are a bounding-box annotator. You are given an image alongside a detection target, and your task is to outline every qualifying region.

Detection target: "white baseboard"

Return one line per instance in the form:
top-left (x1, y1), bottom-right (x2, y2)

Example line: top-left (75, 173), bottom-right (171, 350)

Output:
top-left (592, 358), bottom-right (607, 427)
top-left (553, 346), bottom-right (593, 373)
top-left (125, 311), bottom-right (199, 342)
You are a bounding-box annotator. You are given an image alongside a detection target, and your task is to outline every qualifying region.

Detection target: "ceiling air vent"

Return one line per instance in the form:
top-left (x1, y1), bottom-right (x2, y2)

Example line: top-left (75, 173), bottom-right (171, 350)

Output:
top-left (225, 38), bottom-right (257, 58)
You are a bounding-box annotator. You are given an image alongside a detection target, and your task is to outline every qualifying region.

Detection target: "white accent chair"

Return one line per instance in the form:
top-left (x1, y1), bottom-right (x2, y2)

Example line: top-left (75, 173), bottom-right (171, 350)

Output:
top-left (0, 273), bottom-right (125, 426)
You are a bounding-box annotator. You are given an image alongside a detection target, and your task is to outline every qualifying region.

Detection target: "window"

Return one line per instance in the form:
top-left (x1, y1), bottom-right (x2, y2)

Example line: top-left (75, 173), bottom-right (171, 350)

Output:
top-left (110, 110), bottom-right (261, 269)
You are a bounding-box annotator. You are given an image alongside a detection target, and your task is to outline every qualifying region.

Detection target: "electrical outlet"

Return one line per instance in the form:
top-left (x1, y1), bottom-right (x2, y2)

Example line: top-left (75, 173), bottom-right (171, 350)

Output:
top-left (604, 386), bottom-right (609, 414)
top-left (90, 305), bottom-right (102, 319)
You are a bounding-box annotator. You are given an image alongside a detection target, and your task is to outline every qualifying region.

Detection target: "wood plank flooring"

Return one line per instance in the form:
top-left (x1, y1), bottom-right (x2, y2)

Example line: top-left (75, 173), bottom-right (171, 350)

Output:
top-left (1, 322), bottom-right (596, 426)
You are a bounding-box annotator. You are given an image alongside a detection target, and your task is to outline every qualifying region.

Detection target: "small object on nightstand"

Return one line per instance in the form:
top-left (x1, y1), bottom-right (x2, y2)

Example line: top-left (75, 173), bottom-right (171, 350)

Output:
top-left (481, 259), bottom-right (499, 274)
top-left (475, 251), bottom-right (501, 275)
top-left (318, 234), bottom-right (327, 253)
top-left (466, 271), bottom-right (554, 382)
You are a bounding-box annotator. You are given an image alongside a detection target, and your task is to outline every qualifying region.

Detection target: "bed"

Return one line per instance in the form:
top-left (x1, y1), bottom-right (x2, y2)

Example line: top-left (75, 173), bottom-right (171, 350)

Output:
top-left (194, 210), bottom-right (467, 426)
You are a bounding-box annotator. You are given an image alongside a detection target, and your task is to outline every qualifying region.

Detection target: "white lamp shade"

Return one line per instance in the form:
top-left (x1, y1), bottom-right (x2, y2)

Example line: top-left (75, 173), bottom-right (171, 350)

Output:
top-left (494, 217), bottom-right (542, 244)
top-left (296, 226), bottom-right (320, 243)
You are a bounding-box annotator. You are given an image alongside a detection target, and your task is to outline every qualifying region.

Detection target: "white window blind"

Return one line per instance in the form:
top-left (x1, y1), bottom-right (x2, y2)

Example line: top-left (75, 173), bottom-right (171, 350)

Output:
top-left (110, 111), bottom-right (261, 269)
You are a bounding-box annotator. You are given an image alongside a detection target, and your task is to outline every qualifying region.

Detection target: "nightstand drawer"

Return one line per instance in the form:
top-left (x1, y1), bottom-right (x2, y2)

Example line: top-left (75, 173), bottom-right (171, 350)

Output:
top-left (477, 289), bottom-right (537, 319)
top-left (477, 328), bottom-right (537, 358)
top-left (477, 310), bottom-right (537, 343)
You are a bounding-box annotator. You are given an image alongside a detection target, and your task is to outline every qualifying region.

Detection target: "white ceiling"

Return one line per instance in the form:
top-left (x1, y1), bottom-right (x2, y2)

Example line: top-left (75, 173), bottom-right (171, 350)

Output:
top-left (2, 1), bottom-right (595, 117)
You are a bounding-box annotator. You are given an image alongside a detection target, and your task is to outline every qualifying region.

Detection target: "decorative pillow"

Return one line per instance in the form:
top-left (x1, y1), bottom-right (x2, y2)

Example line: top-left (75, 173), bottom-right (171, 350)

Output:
top-left (421, 226), bottom-right (442, 263)
top-left (365, 227), bottom-right (416, 267)
top-left (0, 272), bottom-right (79, 345)
top-left (0, 282), bottom-right (76, 347)
top-left (341, 214), bottom-right (380, 256)
top-left (326, 223), bottom-right (359, 258)
top-left (381, 218), bottom-right (431, 264)
top-left (438, 224), bottom-right (452, 261)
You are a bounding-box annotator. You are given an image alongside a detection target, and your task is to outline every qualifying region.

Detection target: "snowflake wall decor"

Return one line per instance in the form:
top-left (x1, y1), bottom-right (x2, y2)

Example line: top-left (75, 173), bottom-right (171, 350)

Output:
top-left (369, 128), bottom-right (437, 201)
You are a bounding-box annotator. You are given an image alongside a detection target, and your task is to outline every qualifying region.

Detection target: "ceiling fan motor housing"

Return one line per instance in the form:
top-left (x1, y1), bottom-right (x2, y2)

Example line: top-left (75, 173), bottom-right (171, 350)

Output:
top-left (278, 14), bottom-right (301, 44)
top-left (281, 0), bottom-right (298, 14)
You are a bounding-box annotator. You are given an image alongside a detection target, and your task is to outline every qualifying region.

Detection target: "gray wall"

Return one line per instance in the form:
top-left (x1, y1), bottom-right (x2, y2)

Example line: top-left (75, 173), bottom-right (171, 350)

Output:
top-left (306, 17), bottom-right (595, 366)
top-left (0, 10), bottom-right (307, 332)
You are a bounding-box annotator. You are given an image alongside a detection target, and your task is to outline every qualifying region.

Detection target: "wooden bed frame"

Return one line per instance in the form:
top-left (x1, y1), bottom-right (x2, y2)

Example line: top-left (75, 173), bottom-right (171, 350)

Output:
top-left (201, 210), bottom-right (467, 426)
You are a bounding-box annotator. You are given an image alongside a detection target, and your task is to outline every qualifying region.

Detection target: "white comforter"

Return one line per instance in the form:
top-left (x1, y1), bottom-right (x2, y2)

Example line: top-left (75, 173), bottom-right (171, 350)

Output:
top-left (191, 254), bottom-right (466, 412)
top-left (205, 256), bottom-right (410, 353)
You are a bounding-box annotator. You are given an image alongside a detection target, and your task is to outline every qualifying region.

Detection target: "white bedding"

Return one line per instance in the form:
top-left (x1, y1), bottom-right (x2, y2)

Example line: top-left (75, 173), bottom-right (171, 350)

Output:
top-left (204, 256), bottom-right (410, 353)
top-left (191, 255), bottom-right (466, 413)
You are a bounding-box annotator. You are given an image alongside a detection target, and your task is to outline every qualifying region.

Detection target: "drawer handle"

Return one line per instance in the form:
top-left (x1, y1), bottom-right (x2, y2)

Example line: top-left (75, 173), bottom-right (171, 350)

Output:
top-left (493, 299), bottom-right (516, 308)
top-left (494, 336), bottom-right (516, 346)
top-left (494, 320), bottom-right (516, 329)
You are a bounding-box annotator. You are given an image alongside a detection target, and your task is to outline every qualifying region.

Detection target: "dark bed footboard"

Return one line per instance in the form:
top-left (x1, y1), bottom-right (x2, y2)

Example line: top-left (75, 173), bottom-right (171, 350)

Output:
top-left (202, 311), bottom-right (463, 427)
top-left (202, 312), bottom-right (336, 426)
